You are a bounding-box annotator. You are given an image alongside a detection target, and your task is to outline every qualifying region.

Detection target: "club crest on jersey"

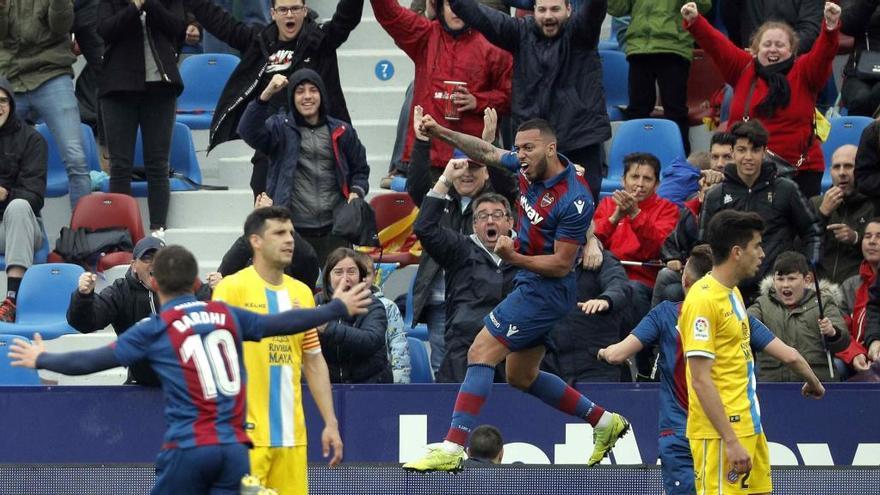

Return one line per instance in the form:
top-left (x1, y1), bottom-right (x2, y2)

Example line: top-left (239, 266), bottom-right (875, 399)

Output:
top-left (573, 199), bottom-right (586, 214)
top-left (693, 316), bottom-right (710, 341)
top-left (541, 192), bottom-right (555, 208)
top-left (727, 469), bottom-right (740, 484)
top-left (520, 196), bottom-right (545, 225)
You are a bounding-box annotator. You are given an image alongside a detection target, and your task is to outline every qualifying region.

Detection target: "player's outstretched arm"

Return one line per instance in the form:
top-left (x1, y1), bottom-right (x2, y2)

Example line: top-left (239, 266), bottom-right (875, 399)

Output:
top-left (761, 338), bottom-right (826, 399)
top-left (598, 335), bottom-right (644, 365)
top-left (8, 333), bottom-right (122, 376)
top-left (248, 283), bottom-right (373, 339)
top-left (688, 356), bottom-right (753, 475)
top-left (418, 113), bottom-right (507, 169)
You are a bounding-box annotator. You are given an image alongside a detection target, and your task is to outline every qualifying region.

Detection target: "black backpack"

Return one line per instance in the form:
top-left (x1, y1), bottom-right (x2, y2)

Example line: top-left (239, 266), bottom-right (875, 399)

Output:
top-left (54, 226), bottom-right (133, 268)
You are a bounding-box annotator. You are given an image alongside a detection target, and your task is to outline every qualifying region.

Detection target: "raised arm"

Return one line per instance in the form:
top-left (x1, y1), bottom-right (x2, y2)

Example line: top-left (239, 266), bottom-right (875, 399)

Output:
top-left (183, 0), bottom-right (257, 52)
top-left (321, 0), bottom-right (365, 49)
top-left (793, 0), bottom-right (825, 54)
top-left (797, 5), bottom-right (840, 93)
top-left (370, 0), bottom-right (432, 58)
top-left (419, 112), bottom-right (511, 171)
top-left (569, 0), bottom-right (607, 48)
top-left (448, 0), bottom-right (522, 52)
top-left (682, 10), bottom-right (753, 86)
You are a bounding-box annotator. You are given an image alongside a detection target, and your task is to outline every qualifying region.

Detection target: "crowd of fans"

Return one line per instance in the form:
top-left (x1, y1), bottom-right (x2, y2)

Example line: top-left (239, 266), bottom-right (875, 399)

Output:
top-left (5, 0), bottom-right (880, 387)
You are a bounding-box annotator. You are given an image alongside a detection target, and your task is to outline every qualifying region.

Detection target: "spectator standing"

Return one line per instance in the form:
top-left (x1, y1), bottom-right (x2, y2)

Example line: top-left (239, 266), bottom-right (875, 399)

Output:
top-left (73, 0), bottom-right (106, 153)
top-left (682, 1), bottom-right (841, 198)
top-left (237, 70), bottom-right (370, 266)
top-left (407, 106), bottom-right (516, 373)
top-left (0, 79), bottom-right (48, 322)
top-left (372, 0), bottom-right (513, 170)
top-left (463, 425), bottom-right (504, 466)
top-left (721, 0), bottom-right (824, 55)
top-left (544, 235), bottom-right (631, 383)
top-left (838, 218), bottom-right (880, 373)
top-left (354, 251), bottom-right (412, 384)
top-left (699, 120), bottom-right (822, 302)
top-left (97, 0), bottom-right (187, 233)
top-left (748, 251), bottom-right (850, 382)
top-left (316, 247), bottom-right (392, 384)
top-left (811, 144), bottom-right (874, 283)
top-left (609, 0), bottom-right (711, 155)
top-left (218, 192), bottom-right (320, 292)
top-left (840, 0), bottom-right (880, 116)
top-left (185, 0), bottom-right (363, 198)
top-left (212, 206), bottom-right (344, 493)
top-left (594, 152), bottom-right (680, 319)
top-left (413, 180), bottom-right (518, 383)
top-left (0, 0), bottom-right (91, 210)
top-left (446, 0), bottom-right (611, 200)
top-left (855, 120), bottom-right (880, 207)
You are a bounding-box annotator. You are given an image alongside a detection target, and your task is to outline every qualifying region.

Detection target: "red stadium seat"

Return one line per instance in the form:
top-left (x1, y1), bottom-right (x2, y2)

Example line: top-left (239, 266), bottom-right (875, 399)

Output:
top-left (686, 49), bottom-right (726, 126)
top-left (48, 193), bottom-right (146, 271)
top-left (368, 193), bottom-right (420, 266)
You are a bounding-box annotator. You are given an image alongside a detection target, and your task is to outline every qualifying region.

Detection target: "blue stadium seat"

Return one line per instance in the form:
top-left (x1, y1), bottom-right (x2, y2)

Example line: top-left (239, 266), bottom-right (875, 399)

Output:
top-left (407, 337), bottom-right (433, 383)
top-left (0, 334), bottom-right (40, 385)
top-left (403, 271), bottom-right (428, 341)
top-left (176, 53), bottom-right (240, 130)
top-left (36, 123), bottom-right (102, 197)
top-left (0, 221), bottom-right (50, 270)
top-left (604, 118), bottom-right (686, 195)
top-left (599, 50), bottom-right (629, 121)
top-left (821, 116), bottom-right (873, 192)
top-left (0, 263), bottom-right (84, 339)
top-left (100, 122), bottom-right (202, 195)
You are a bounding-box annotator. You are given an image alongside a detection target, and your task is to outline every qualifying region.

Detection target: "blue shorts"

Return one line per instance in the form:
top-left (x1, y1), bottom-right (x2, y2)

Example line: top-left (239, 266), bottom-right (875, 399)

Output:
top-left (152, 443), bottom-right (250, 495)
top-left (484, 274), bottom-right (575, 351)
top-left (658, 432), bottom-right (695, 495)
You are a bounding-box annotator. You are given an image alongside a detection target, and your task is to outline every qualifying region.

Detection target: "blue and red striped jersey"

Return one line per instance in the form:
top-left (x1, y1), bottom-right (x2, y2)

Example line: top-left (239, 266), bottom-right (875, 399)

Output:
top-left (500, 152), bottom-right (594, 264)
top-left (113, 294), bottom-right (274, 449)
top-left (631, 301), bottom-right (775, 435)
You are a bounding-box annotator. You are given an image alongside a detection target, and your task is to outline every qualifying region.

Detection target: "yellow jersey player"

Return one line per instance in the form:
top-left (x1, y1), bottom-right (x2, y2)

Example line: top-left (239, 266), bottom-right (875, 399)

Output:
top-left (680, 210), bottom-right (824, 494)
top-left (213, 206), bottom-right (342, 494)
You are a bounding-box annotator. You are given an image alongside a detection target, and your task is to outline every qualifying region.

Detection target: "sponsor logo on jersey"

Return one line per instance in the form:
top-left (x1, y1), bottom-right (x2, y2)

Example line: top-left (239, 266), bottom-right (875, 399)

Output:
top-left (520, 196), bottom-right (545, 224)
top-left (693, 316), bottom-right (710, 341)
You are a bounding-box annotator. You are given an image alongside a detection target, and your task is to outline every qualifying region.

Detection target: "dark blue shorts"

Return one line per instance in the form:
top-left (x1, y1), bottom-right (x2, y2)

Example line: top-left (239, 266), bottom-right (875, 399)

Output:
top-left (483, 275), bottom-right (575, 351)
top-left (152, 443), bottom-right (250, 495)
top-left (658, 432), bottom-right (695, 495)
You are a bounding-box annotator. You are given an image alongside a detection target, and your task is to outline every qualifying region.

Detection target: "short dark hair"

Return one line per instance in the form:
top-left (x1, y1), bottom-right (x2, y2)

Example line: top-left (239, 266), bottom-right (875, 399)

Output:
top-left (516, 118), bottom-right (557, 141)
top-left (244, 206), bottom-right (293, 239)
top-left (622, 152), bottom-right (661, 178)
top-left (322, 247), bottom-right (367, 294)
top-left (151, 245), bottom-right (198, 296)
top-left (468, 425), bottom-right (503, 461)
top-left (472, 192), bottom-right (512, 219)
top-left (685, 244), bottom-right (714, 281)
top-left (729, 120), bottom-right (769, 149)
top-left (272, 0), bottom-right (305, 8)
top-left (710, 132), bottom-right (737, 148)
top-left (706, 210), bottom-right (765, 265)
top-left (773, 251), bottom-right (810, 276)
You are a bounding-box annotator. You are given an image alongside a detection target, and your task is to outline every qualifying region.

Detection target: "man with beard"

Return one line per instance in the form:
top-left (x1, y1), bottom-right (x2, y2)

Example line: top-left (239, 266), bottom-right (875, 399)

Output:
top-left (444, 0), bottom-right (610, 201)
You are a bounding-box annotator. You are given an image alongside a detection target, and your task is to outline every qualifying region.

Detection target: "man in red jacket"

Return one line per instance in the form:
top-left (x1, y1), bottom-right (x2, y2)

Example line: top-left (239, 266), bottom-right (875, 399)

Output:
top-left (372, 0), bottom-right (513, 173)
top-left (594, 152), bottom-right (679, 323)
top-left (838, 218), bottom-right (880, 374)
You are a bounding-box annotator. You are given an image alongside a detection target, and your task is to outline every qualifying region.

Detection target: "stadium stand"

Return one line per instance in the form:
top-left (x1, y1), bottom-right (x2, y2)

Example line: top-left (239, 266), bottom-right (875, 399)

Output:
top-left (822, 116), bottom-right (873, 191)
top-left (0, 334), bottom-right (40, 384)
top-left (175, 53), bottom-right (240, 130)
top-left (406, 336), bottom-right (433, 383)
top-left (0, 263), bottom-right (82, 339)
top-left (599, 49), bottom-right (629, 122)
top-left (604, 118), bottom-right (686, 196)
top-left (36, 123), bottom-right (102, 198)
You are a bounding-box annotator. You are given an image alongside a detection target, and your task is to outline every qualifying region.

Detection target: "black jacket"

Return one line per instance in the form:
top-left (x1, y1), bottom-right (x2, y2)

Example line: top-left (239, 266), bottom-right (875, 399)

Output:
top-left (840, 0), bottom-right (880, 79)
top-left (660, 206), bottom-right (700, 263)
top-left (183, 0), bottom-right (362, 151)
top-left (97, 0), bottom-right (186, 97)
top-left (542, 253), bottom-right (631, 383)
top-left (66, 267), bottom-right (213, 385)
top-left (406, 138), bottom-right (516, 323)
top-left (0, 79), bottom-right (47, 217)
top-left (447, 0), bottom-right (610, 153)
top-left (722, 0), bottom-right (823, 55)
top-left (414, 194), bottom-right (517, 383)
top-left (218, 231), bottom-right (320, 293)
top-left (314, 293), bottom-right (392, 384)
top-left (700, 163), bottom-right (822, 300)
top-left (856, 120), bottom-right (880, 199)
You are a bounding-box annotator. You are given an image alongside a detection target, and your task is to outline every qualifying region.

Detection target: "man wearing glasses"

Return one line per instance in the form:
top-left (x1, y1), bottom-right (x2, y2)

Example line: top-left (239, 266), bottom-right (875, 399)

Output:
top-left (0, 78), bottom-right (48, 323)
top-left (413, 157), bottom-right (518, 383)
top-left (66, 237), bottom-right (220, 385)
top-left (184, 0), bottom-right (364, 198)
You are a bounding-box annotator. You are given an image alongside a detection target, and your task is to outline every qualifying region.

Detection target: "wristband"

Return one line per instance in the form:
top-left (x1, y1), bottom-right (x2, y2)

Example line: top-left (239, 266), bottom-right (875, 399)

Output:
top-left (437, 175), bottom-right (451, 187)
